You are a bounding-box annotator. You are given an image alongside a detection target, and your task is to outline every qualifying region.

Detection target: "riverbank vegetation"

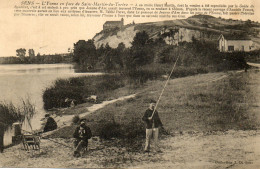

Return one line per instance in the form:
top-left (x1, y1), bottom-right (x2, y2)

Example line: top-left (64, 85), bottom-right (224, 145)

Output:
top-left (0, 54), bottom-right (72, 64)
top-left (48, 71), bottom-right (258, 153)
top-left (245, 49), bottom-right (260, 63)
top-left (43, 74), bottom-right (126, 110)
top-left (0, 100), bottom-right (36, 153)
top-left (43, 31), bottom-right (249, 110)
top-left (74, 31), bottom-right (248, 74)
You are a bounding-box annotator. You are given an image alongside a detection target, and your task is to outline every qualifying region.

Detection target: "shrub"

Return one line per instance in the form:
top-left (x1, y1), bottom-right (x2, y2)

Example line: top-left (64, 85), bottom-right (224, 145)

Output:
top-left (43, 75), bottom-right (125, 110)
top-left (72, 115), bottom-right (80, 124)
top-left (99, 122), bottom-right (122, 139)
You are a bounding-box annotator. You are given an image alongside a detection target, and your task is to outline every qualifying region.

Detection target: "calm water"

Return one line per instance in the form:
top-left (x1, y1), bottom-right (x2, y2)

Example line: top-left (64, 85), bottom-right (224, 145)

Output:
top-left (0, 64), bottom-right (102, 145)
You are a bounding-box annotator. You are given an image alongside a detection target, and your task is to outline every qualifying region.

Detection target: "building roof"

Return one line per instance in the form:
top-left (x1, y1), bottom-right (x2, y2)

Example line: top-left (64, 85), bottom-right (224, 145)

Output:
top-left (219, 34), bottom-right (251, 41)
top-left (104, 21), bottom-right (122, 25)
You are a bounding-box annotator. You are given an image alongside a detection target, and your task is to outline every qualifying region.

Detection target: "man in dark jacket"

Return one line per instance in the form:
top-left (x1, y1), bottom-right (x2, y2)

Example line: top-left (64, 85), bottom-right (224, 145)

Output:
top-left (142, 100), bottom-right (163, 153)
top-left (73, 118), bottom-right (92, 157)
top-left (43, 114), bottom-right (57, 133)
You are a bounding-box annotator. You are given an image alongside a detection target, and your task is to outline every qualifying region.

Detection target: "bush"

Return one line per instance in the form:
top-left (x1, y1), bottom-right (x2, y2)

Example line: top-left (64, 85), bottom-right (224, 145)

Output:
top-left (72, 115), bottom-right (80, 124)
top-left (43, 75), bottom-right (125, 110)
top-left (99, 122), bottom-right (122, 139)
top-left (97, 118), bottom-right (145, 140)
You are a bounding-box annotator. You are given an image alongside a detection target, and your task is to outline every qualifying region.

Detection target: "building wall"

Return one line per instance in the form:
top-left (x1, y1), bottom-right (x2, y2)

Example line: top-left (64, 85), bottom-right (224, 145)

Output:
top-left (219, 38), bottom-right (253, 52)
top-left (225, 40), bottom-right (252, 52)
top-left (103, 21), bottom-right (123, 30)
top-left (219, 37), bottom-right (225, 52)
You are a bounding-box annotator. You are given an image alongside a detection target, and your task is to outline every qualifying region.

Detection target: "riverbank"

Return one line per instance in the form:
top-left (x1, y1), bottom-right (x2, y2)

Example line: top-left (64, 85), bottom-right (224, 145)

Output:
top-left (1, 130), bottom-right (260, 168)
top-left (49, 69), bottom-right (258, 139)
top-left (1, 68), bottom-right (259, 168)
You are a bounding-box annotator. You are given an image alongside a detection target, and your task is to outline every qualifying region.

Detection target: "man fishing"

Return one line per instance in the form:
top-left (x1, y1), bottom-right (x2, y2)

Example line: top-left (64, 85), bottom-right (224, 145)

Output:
top-left (142, 100), bottom-right (163, 153)
top-left (42, 113), bottom-right (57, 133)
top-left (73, 118), bottom-right (92, 157)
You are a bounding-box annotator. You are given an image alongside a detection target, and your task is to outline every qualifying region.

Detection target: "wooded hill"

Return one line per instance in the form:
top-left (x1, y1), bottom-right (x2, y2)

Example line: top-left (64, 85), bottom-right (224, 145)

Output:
top-left (93, 15), bottom-right (260, 49)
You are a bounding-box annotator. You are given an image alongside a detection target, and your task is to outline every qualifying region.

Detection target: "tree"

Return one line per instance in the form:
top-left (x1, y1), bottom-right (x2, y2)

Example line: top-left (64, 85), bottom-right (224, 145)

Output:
top-left (16, 48), bottom-right (26, 60)
top-left (73, 39), bottom-right (97, 68)
top-left (85, 39), bottom-right (97, 67)
top-left (131, 31), bottom-right (149, 48)
top-left (28, 49), bottom-right (35, 57)
top-left (28, 49), bottom-right (36, 63)
top-left (117, 42), bottom-right (126, 52)
top-left (102, 43), bottom-right (113, 71)
top-left (129, 31), bottom-right (152, 68)
top-left (73, 40), bottom-right (88, 64)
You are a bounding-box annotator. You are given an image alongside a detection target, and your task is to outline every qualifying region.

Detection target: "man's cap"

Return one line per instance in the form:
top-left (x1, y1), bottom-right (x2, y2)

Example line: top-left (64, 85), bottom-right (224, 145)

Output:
top-left (150, 99), bottom-right (156, 103)
top-left (80, 118), bottom-right (87, 123)
top-left (45, 113), bottom-right (50, 117)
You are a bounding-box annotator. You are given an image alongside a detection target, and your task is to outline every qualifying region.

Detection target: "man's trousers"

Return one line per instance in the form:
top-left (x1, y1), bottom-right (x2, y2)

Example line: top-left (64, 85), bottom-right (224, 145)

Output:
top-left (74, 139), bottom-right (88, 153)
top-left (144, 128), bottom-right (159, 151)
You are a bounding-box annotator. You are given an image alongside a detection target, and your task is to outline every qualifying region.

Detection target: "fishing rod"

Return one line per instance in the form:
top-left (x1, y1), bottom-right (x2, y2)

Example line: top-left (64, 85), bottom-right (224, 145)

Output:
top-left (150, 53), bottom-right (180, 119)
top-left (44, 137), bottom-right (74, 149)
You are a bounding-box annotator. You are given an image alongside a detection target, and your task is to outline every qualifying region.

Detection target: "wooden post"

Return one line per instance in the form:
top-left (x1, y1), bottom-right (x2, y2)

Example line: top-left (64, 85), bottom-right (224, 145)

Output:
top-left (12, 122), bottom-right (22, 144)
top-left (0, 125), bottom-right (4, 153)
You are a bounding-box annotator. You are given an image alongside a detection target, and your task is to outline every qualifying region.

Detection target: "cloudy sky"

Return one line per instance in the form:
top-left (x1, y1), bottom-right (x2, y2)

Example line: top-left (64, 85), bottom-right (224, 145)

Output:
top-left (0, 0), bottom-right (259, 57)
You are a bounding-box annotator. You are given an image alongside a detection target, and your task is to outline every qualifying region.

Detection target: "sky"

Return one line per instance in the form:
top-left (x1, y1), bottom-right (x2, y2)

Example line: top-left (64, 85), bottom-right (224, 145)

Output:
top-left (0, 0), bottom-right (259, 57)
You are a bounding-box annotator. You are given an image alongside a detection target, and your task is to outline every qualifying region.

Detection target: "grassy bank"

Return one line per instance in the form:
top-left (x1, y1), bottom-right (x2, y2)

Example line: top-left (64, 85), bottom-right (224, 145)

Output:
top-left (48, 71), bottom-right (258, 151)
top-left (43, 74), bottom-right (126, 110)
top-left (85, 71), bottom-right (257, 136)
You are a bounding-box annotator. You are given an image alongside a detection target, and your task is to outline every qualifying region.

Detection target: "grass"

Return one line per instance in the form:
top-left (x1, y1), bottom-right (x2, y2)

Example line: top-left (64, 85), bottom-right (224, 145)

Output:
top-left (49, 70), bottom-right (258, 152)
top-left (97, 71), bottom-right (257, 132)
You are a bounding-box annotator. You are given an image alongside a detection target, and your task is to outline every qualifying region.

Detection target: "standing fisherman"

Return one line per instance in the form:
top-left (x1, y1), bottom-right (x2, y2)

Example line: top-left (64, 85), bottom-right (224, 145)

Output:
top-left (142, 100), bottom-right (163, 153)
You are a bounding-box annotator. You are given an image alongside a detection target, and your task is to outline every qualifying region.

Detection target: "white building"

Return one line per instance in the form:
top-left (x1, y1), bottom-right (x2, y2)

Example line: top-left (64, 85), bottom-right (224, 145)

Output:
top-left (218, 34), bottom-right (254, 52)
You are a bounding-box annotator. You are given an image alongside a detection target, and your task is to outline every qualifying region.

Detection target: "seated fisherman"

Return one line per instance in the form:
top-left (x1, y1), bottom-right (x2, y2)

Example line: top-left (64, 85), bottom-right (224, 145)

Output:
top-left (73, 118), bottom-right (92, 157)
top-left (43, 113), bottom-right (57, 133)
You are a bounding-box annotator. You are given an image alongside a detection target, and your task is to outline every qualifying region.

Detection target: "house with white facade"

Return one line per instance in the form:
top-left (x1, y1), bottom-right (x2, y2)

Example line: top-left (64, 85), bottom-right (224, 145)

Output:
top-left (103, 18), bottom-right (124, 30)
top-left (218, 34), bottom-right (254, 52)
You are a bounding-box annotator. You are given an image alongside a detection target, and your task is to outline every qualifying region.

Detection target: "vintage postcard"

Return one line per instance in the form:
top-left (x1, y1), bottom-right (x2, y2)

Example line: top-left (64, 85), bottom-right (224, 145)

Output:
top-left (0, 0), bottom-right (260, 168)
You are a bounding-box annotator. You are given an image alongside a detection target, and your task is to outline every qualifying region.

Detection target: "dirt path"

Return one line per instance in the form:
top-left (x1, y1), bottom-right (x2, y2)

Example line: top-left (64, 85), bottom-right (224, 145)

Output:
top-left (48, 94), bottom-right (136, 130)
top-left (1, 130), bottom-right (259, 168)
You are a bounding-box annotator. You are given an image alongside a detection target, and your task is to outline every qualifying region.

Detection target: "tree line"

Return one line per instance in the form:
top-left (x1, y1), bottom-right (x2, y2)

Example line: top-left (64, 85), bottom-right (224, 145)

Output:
top-left (0, 48), bottom-right (72, 64)
top-left (73, 30), bottom-right (248, 76)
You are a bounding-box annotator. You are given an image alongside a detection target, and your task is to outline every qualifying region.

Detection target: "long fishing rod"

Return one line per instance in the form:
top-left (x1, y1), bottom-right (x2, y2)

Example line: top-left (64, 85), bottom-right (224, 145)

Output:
top-left (151, 52), bottom-right (180, 119)
top-left (44, 137), bottom-right (74, 149)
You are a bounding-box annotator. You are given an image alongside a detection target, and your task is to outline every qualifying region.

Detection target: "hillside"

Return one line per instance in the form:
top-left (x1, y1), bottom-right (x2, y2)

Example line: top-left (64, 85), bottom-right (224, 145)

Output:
top-left (93, 15), bottom-right (260, 49)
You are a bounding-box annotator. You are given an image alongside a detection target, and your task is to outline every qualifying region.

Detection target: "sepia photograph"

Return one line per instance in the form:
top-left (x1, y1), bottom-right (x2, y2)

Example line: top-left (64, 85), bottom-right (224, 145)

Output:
top-left (0, 0), bottom-right (260, 168)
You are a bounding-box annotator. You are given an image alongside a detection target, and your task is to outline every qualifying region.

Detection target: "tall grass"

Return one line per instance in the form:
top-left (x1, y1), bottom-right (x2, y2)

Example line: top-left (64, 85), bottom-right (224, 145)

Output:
top-left (0, 99), bottom-right (36, 152)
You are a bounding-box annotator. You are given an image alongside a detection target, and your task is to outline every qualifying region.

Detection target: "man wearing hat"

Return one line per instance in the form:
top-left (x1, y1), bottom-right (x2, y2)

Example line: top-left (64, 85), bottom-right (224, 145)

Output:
top-left (73, 118), bottom-right (92, 157)
top-left (142, 100), bottom-right (163, 153)
top-left (43, 113), bottom-right (57, 133)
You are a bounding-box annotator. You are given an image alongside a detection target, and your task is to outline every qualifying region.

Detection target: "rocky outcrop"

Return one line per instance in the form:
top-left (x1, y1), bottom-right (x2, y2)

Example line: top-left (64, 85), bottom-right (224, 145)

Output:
top-left (94, 26), bottom-right (138, 48)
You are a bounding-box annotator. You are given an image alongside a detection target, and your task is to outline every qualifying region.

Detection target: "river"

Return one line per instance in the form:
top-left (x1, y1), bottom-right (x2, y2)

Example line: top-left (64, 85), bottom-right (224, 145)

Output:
top-left (0, 64), bottom-right (102, 146)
